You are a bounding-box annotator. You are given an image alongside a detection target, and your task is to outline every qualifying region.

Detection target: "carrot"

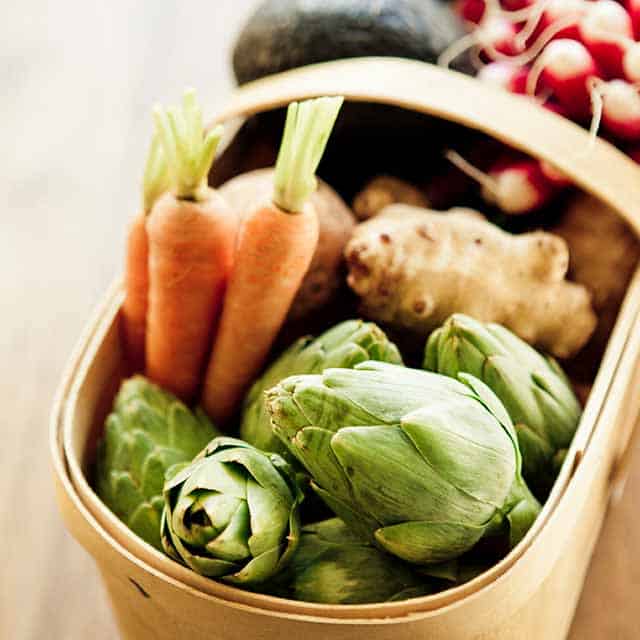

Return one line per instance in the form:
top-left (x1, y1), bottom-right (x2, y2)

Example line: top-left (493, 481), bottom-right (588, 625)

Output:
top-left (145, 89), bottom-right (237, 402)
top-left (120, 132), bottom-right (170, 371)
top-left (201, 96), bottom-right (343, 424)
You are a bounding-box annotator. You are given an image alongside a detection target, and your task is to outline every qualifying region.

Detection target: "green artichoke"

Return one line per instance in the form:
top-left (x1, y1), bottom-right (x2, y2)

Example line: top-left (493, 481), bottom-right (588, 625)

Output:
top-left (424, 314), bottom-right (581, 489)
top-left (267, 361), bottom-right (540, 565)
top-left (240, 319), bottom-right (402, 456)
top-left (266, 518), bottom-right (434, 604)
top-left (161, 437), bottom-right (303, 585)
top-left (95, 376), bottom-right (218, 550)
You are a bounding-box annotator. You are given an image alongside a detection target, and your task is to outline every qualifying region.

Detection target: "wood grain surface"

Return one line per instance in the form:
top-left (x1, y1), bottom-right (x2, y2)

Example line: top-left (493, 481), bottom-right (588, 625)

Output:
top-left (2, 1), bottom-right (639, 638)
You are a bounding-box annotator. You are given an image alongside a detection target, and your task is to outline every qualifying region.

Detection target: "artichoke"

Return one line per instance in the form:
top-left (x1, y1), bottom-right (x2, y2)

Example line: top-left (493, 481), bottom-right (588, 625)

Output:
top-left (266, 518), bottom-right (434, 604)
top-left (267, 361), bottom-right (540, 565)
top-left (240, 319), bottom-right (402, 456)
top-left (161, 437), bottom-right (303, 585)
top-left (424, 314), bottom-right (581, 489)
top-left (95, 376), bottom-right (218, 550)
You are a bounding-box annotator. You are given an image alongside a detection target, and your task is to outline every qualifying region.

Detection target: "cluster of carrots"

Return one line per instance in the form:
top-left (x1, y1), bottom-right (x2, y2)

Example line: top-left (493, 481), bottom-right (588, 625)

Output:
top-left (440, 0), bottom-right (640, 215)
top-left (121, 90), bottom-right (343, 424)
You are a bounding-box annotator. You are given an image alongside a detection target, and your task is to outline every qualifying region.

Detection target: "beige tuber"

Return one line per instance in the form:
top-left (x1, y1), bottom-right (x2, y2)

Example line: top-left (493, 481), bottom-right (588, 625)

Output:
top-left (345, 205), bottom-right (597, 358)
top-left (352, 175), bottom-right (429, 220)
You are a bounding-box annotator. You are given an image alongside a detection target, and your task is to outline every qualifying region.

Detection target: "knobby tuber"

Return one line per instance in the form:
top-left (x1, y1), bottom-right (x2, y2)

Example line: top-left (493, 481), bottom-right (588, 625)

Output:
top-left (345, 204), bottom-right (597, 358)
top-left (552, 193), bottom-right (640, 371)
top-left (352, 175), bottom-right (429, 220)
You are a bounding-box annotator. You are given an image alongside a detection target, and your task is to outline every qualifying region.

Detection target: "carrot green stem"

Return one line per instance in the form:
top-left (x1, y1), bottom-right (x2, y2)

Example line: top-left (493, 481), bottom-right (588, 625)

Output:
top-left (273, 96), bottom-right (344, 213)
top-left (142, 131), bottom-right (170, 213)
top-left (153, 89), bottom-right (224, 201)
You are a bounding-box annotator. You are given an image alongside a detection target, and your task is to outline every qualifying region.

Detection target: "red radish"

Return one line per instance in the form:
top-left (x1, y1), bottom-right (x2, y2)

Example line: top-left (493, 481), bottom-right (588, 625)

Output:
top-left (626, 145), bottom-right (640, 163)
top-left (457, 0), bottom-right (487, 24)
top-left (623, 40), bottom-right (640, 81)
top-left (439, 14), bottom-right (521, 68)
top-left (588, 78), bottom-right (640, 141)
top-left (520, 0), bottom-right (587, 47)
top-left (477, 61), bottom-right (528, 93)
top-left (625, 0), bottom-right (640, 39)
top-left (579, 0), bottom-right (634, 77)
top-left (539, 160), bottom-right (573, 188)
top-left (527, 39), bottom-right (600, 120)
top-left (445, 150), bottom-right (558, 215)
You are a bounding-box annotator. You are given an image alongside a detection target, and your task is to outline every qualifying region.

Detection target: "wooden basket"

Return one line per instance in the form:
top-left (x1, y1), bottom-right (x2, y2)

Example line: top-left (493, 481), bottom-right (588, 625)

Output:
top-left (51, 58), bottom-right (640, 640)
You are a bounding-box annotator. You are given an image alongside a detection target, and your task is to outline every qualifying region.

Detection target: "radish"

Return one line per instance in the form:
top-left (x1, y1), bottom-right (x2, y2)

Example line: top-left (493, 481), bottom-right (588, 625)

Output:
top-left (539, 160), bottom-right (573, 188)
top-left (457, 0), bottom-right (487, 24)
top-left (477, 61), bottom-right (529, 93)
top-left (445, 150), bottom-right (558, 215)
top-left (519, 0), bottom-right (587, 47)
top-left (527, 39), bottom-right (600, 120)
top-left (588, 78), bottom-right (640, 142)
top-left (439, 14), bottom-right (520, 67)
top-left (579, 0), bottom-right (634, 77)
top-left (623, 40), bottom-right (640, 81)
top-left (625, 0), bottom-right (640, 40)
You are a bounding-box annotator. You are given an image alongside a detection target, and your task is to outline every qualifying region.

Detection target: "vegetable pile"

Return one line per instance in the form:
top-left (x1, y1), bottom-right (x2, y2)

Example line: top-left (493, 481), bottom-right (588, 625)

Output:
top-left (92, 80), bottom-right (633, 605)
top-left (441, 0), bottom-right (640, 215)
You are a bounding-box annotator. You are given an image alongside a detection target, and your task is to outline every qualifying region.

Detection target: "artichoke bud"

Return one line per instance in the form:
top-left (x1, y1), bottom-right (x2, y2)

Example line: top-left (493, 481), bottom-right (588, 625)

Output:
top-left (95, 376), bottom-right (218, 550)
top-left (424, 314), bottom-right (582, 490)
top-left (161, 437), bottom-right (302, 585)
top-left (267, 361), bottom-right (540, 565)
top-left (265, 519), bottom-right (435, 604)
top-left (240, 320), bottom-right (402, 456)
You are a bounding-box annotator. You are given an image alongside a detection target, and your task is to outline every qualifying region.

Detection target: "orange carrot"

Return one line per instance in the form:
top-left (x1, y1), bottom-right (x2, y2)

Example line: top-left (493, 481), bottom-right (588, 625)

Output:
top-left (201, 96), bottom-right (344, 424)
top-left (121, 133), bottom-right (169, 371)
top-left (145, 89), bottom-right (237, 402)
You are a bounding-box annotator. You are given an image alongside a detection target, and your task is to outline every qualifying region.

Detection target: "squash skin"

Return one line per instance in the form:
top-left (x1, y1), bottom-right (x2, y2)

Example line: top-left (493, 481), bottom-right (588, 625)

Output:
top-left (232, 0), bottom-right (467, 85)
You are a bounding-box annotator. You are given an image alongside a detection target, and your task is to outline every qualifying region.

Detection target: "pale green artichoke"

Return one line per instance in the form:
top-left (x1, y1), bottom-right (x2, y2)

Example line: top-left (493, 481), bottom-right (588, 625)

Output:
top-left (266, 518), bottom-right (434, 604)
top-left (161, 437), bottom-right (303, 585)
top-left (267, 361), bottom-right (540, 565)
top-left (424, 314), bottom-right (581, 489)
top-left (240, 319), bottom-right (402, 456)
top-left (95, 376), bottom-right (217, 550)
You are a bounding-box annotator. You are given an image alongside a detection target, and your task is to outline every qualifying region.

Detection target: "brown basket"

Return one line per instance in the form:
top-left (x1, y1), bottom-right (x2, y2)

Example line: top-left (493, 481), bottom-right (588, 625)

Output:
top-left (51, 58), bottom-right (640, 640)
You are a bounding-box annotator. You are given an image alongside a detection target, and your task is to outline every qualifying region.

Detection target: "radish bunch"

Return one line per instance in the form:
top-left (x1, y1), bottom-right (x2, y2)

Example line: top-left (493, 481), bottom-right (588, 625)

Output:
top-left (447, 0), bottom-right (640, 215)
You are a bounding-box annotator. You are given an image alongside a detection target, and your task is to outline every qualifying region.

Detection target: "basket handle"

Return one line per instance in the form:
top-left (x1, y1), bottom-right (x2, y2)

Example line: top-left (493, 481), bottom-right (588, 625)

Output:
top-left (212, 57), bottom-right (640, 235)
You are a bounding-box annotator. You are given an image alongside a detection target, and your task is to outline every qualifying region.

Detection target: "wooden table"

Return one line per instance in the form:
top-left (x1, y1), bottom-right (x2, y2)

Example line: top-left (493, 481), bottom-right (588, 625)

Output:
top-left (2, 1), bottom-right (639, 637)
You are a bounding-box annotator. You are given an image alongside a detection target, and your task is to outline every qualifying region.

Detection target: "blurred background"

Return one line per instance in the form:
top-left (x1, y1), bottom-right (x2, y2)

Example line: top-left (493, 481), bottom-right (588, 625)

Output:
top-left (2, 2), bottom-right (257, 637)
top-left (2, 0), bottom-right (639, 638)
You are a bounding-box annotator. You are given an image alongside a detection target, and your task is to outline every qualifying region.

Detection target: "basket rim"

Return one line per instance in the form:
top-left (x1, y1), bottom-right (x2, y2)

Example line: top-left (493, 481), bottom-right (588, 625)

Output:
top-left (51, 57), bottom-right (640, 622)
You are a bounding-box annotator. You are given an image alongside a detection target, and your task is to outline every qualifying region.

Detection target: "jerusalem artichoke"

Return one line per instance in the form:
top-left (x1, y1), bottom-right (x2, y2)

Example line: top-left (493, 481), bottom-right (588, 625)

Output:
top-left (352, 175), bottom-right (429, 220)
top-left (345, 205), bottom-right (597, 358)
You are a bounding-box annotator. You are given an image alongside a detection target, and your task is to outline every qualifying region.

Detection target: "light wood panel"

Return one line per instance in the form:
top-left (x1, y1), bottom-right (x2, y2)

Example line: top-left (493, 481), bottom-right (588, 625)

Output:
top-left (2, 1), bottom-right (639, 637)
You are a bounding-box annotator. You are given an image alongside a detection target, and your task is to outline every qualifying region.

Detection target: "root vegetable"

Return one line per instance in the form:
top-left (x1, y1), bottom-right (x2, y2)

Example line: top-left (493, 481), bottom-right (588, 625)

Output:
top-left (352, 175), bottom-right (429, 220)
top-left (527, 39), bottom-right (600, 120)
top-left (552, 193), bottom-right (640, 357)
top-left (121, 132), bottom-right (170, 372)
top-left (588, 78), bottom-right (640, 142)
top-left (477, 61), bottom-right (529, 93)
top-left (201, 97), bottom-right (343, 425)
top-left (145, 90), bottom-right (238, 402)
top-left (445, 150), bottom-right (558, 215)
top-left (579, 0), bottom-right (633, 77)
top-left (344, 204), bottom-right (597, 358)
top-left (219, 168), bottom-right (356, 320)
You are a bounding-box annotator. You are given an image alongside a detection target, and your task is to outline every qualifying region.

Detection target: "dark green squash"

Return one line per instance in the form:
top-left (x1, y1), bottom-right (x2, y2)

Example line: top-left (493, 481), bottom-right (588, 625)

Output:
top-left (232, 0), bottom-right (467, 85)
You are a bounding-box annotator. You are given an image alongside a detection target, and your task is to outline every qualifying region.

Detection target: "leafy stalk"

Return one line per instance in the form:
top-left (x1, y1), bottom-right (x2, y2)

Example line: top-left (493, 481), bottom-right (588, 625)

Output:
top-left (142, 131), bottom-right (170, 213)
top-left (153, 88), bottom-right (223, 201)
top-left (273, 96), bottom-right (344, 213)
